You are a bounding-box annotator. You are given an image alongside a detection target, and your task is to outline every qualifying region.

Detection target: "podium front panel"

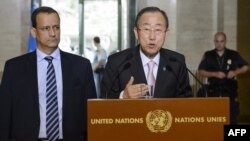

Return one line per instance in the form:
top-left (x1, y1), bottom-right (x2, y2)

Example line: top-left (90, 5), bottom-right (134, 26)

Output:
top-left (88, 98), bottom-right (229, 141)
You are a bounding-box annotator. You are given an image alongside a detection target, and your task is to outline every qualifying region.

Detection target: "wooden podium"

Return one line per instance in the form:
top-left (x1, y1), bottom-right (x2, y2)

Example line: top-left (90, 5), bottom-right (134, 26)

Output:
top-left (88, 98), bottom-right (229, 141)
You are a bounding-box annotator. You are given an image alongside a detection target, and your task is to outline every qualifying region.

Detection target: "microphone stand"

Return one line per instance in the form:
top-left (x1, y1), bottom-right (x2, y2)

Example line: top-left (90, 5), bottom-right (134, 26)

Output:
top-left (169, 56), bottom-right (207, 97)
top-left (186, 68), bottom-right (207, 97)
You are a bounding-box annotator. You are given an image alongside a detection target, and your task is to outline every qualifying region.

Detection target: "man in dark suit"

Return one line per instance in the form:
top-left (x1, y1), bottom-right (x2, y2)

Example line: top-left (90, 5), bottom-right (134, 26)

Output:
top-left (0, 7), bottom-right (97, 141)
top-left (101, 7), bottom-right (192, 99)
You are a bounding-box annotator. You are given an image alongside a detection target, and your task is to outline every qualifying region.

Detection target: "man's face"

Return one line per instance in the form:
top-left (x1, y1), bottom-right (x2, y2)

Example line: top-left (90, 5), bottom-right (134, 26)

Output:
top-left (31, 12), bottom-right (60, 54)
top-left (214, 34), bottom-right (226, 52)
top-left (134, 12), bottom-right (168, 58)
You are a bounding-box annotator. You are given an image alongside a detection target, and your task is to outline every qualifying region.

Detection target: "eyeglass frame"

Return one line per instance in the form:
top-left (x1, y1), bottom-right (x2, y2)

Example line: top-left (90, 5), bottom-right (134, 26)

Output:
top-left (136, 25), bottom-right (168, 35)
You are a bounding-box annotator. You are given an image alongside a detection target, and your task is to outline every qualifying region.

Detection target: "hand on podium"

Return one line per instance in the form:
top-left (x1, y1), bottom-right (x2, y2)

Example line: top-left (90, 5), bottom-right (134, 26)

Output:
top-left (123, 76), bottom-right (148, 99)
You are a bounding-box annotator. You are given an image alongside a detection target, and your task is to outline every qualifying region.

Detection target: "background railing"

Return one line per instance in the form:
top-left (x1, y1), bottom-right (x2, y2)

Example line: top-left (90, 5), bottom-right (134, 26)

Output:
top-left (188, 68), bottom-right (207, 97)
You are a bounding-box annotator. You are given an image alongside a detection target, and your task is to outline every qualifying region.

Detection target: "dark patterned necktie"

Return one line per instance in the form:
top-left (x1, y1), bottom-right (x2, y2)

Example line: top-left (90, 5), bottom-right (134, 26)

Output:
top-left (44, 56), bottom-right (59, 141)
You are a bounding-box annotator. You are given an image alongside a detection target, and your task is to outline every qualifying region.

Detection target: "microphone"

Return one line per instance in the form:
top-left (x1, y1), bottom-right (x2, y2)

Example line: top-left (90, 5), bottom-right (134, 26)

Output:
top-left (169, 56), bottom-right (207, 97)
top-left (104, 53), bottom-right (133, 98)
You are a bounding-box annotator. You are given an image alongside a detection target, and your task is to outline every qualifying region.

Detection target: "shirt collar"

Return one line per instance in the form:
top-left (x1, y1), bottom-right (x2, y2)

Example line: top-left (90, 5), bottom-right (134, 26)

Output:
top-left (36, 48), bottom-right (60, 62)
top-left (139, 49), bottom-right (160, 67)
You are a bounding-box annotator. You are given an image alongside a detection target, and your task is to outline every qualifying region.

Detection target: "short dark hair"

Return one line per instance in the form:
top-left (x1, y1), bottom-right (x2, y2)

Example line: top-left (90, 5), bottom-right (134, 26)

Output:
top-left (31, 6), bottom-right (60, 28)
top-left (135, 6), bottom-right (169, 29)
top-left (93, 36), bottom-right (100, 44)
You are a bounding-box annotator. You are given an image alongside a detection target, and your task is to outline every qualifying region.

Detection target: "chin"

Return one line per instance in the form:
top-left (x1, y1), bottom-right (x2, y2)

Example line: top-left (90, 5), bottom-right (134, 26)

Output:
top-left (147, 52), bottom-right (158, 58)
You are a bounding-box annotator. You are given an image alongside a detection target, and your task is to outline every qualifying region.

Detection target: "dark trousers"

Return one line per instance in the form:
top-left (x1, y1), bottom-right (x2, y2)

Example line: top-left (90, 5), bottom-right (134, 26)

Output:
top-left (206, 84), bottom-right (239, 124)
top-left (230, 99), bottom-right (239, 124)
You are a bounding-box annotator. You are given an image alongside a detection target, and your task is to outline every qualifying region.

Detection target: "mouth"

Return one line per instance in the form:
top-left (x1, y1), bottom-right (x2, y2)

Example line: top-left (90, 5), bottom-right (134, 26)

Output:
top-left (49, 38), bottom-right (58, 42)
top-left (148, 43), bottom-right (156, 48)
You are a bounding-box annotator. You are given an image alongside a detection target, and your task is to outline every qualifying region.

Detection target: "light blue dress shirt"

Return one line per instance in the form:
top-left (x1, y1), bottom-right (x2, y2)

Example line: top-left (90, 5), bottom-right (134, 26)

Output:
top-left (37, 48), bottom-right (63, 138)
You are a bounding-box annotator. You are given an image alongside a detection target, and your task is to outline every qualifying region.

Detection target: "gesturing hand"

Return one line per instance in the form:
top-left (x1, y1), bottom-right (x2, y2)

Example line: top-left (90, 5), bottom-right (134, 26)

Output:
top-left (123, 76), bottom-right (148, 99)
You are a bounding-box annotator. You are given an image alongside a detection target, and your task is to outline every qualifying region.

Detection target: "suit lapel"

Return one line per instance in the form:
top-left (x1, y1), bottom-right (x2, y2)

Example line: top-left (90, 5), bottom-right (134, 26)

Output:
top-left (60, 51), bottom-right (71, 111)
top-left (27, 51), bottom-right (40, 124)
top-left (154, 50), bottom-right (171, 97)
top-left (130, 48), bottom-right (147, 84)
top-left (28, 52), bottom-right (38, 95)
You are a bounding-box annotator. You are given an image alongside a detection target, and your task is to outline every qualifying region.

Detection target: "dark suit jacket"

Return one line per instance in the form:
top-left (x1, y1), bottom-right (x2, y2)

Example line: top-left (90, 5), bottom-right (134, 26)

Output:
top-left (0, 50), bottom-right (97, 141)
top-left (101, 46), bottom-right (192, 98)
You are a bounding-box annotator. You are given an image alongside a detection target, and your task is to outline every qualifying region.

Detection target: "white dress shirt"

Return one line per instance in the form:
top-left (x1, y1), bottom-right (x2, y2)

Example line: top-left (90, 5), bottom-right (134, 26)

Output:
top-left (119, 49), bottom-right (160, 98)
top-left (139, 49), bottom-right (160, 80)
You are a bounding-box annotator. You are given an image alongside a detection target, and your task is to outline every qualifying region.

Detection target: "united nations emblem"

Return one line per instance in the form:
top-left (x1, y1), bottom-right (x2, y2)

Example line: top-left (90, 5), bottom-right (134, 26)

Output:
top-left (146, 110), bottom-right (172, 133)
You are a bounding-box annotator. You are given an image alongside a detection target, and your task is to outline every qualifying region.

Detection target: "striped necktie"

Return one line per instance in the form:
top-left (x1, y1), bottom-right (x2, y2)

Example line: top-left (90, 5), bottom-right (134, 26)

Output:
top-left (44, 56), bottom-right (59, 141)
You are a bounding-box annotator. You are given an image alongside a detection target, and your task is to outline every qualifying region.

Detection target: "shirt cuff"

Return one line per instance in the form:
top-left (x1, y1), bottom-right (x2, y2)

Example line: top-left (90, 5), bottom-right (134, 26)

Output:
top-left (119, 90), bottom-right (124, 99)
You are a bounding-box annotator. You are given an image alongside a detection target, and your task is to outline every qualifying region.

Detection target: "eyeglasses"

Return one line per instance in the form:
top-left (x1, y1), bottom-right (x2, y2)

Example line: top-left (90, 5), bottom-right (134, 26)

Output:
top-left (137, 26), bottom-right (166, 35)
top-left (37, 25), bottom-right (60, 32)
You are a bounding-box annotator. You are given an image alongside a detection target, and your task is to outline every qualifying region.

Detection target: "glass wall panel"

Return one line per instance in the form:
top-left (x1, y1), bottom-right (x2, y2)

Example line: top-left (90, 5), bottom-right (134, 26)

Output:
top-left (83, 0), bottom-right (118, 62)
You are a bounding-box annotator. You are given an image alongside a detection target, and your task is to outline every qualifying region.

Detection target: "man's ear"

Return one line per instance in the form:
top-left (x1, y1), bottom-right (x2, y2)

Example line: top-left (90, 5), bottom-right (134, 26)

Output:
top-left (31, 27), bottom-right (36, 38)
top-left (164, 29), bottom-right (169, 39)
top-left (133, 27), bottom-right (138, 40)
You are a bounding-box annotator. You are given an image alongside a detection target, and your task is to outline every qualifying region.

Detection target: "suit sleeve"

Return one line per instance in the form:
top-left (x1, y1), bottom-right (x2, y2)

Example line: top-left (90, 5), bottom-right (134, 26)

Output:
top-left (100, 57), bottom-right (120, 99)
top-left (0, 61), bottom-right (12, 141)
top-left (84, 60), bottom-right (97, 99)
top-left (82, 59), bottom-right (97, 140)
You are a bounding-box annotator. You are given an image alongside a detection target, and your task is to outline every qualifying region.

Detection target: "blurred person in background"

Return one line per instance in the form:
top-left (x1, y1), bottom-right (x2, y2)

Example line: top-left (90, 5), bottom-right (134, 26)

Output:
top-left (92, 36), bottom-right (107, 98)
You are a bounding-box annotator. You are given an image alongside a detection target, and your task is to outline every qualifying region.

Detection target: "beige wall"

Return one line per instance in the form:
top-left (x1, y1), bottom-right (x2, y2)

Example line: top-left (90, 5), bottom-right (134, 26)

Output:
top-left (176, 0), bottom-right (216, 68)
top-left (0, 0), bottom-right (21, 70)
top-left (0, 0), bottom-right (30, 81)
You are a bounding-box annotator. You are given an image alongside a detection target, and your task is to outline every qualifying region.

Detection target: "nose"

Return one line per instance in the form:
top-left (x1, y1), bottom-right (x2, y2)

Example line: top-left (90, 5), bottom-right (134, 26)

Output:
top-left (149, 30), bottom-right (156, 40)
top-left (49, 28), bottom-right (56, 36)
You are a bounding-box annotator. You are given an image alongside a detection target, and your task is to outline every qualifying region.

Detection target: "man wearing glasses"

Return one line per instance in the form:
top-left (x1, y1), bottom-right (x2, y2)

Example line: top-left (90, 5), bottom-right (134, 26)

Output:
top-left (0, 6), bottom-right (96, 141)
top-left (101, 6), bottom-right (192, 99)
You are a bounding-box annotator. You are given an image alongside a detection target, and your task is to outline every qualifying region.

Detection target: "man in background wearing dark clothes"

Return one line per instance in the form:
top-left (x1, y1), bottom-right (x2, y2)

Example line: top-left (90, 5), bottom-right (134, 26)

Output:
top-left (198, 32), bottom-right (249, 124)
